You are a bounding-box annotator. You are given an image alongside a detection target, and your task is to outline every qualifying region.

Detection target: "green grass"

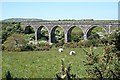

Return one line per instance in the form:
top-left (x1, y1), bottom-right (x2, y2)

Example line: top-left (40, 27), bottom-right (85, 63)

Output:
top-left (0, 51), bottom-right (2, 79)
top-left (2, 47), bottom-right (104, 78)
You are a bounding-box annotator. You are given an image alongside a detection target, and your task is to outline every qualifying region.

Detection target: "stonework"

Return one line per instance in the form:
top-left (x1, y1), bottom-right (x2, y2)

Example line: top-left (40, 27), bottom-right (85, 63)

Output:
top-left (22, 21), bottom-right (119, 43)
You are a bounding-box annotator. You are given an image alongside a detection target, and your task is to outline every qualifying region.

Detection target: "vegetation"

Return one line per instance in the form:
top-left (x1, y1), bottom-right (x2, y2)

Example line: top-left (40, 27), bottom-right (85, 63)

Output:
top-left (56, 59), bottom-right (78, 80)
top-left (1, 21), bottom-right (117, 51)
top-left (2, 22), bottom-right (24, 43)
top-left (1, 20), bottom-right (120, 79)
top-left (2, 47), bottom-right (104, 78)
top-left (3, 33), bottom-right (27, 51)
top-left (83, 29), bottom-right (120, 79)
top-left (71, 27), bottom-right (83, 42)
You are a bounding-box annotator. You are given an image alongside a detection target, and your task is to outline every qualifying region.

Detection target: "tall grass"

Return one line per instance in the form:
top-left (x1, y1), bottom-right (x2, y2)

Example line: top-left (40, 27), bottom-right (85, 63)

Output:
top-left (2, 47), bottom-right (103, 78)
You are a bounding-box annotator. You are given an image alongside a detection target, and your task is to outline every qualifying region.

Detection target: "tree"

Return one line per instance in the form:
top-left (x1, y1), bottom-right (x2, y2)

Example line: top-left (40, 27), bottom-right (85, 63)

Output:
top-left (83, 29), bottom-right (120, 79)
top-left (3, 33), bottom-right (27, 51)
top-left (2, 22), bottom-right (24, 43)
top-left (83, 45), bottom-right (120, 79)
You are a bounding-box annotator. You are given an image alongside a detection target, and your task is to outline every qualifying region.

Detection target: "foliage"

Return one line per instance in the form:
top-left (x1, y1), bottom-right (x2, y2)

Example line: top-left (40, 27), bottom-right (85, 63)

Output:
top-left (64, 42), bottom-right (78, 48)
top-left (109, 29), bottom-right (120, 52)
top-left (24, 26), bottom-right (34, 34)
top-left (83, 45), bottom-right (120, 79)
top-left (24, 42), bottom-right (52, 51)
top-left (35, 42), bottom-right (52, 51)
top-left (3, 33), bottom-right (27, 51)
top-left (88, 32), bottom-right (99, 40)
top-left (56, 59), bottom-right (79, 80)
top-left (54, 29), bottom-right (64, 43)
top-left (25, 33), bottom-right (35, 41)
top-left (2, 22), bottom-right (24, 43)
top-left (71, 32), bottom-right (83, 42)
top-left (5, 71), bottom-right (27, 80)
top-left (78, 40), bottom-right (100, 48)
top-left (5, 71), bottom-right (13, 80)
top-left (54, 41), bottom-right (64, 48)
top-left (83, 29), bottom-right (120, 79)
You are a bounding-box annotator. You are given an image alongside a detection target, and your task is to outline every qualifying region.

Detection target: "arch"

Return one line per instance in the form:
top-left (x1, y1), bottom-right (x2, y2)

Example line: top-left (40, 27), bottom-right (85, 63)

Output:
top-left (24, 25), bottom-right (35, 40)
top-left (50, 26), bottom-right (65, 43)
top-left (37, 26), bottom-right (49, 41)
top-left (109, 25), bottom-right (119, 34)
top-left (67, 26), bottom-right (84, 42)
top-left (24, 25), bottom-right (35, 34)
top-left (86, 25), bottom-right (107, 39)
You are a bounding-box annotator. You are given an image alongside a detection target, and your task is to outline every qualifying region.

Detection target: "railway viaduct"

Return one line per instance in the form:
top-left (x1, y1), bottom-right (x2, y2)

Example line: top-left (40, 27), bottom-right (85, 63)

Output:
top-left (22, 21), bottom-right (119, 43)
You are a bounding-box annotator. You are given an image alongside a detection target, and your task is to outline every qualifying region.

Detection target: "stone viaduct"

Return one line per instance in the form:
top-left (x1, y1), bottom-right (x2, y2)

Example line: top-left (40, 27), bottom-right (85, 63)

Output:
top-left (22, 21), bottom-right (119, 43)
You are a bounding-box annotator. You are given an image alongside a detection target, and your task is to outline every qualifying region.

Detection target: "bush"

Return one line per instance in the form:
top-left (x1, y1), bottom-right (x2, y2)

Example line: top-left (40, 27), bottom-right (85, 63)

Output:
top-left (78, 40), bottom-right (92, 47)
top-left (23, 44), bottom-right (35, 51)
top-left (56, 59), bottom-right (79, 79)
top-left (34, 42), bottom-right (52, 51)
top-left (83, 45), bottom-right (120, 79)
top-left (3, 33), bottom-right (27, 51)
top-left (64, 42), bottom-right (78, 48)
top-left (78, 39), bottom-right (101, 48)
top-left (71, 32), bottom-right (83, 42)
top-left (54, 41), bottom-right (64, 48)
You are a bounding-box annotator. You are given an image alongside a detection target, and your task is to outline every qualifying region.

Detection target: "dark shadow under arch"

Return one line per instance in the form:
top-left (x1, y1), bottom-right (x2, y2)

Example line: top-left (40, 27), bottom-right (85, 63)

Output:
top-left (37, 26), bottom-right (49, 41)
top-left (51, 26), bottom-right (65, 43)
top-left (24, 25), bottom-right (35, 40)
top-left (67, 26), bottom-right (84, 42)
top-left (24, 26), bottom-right (35, 34)
top-left (86, 26), bottom-right (107, 39)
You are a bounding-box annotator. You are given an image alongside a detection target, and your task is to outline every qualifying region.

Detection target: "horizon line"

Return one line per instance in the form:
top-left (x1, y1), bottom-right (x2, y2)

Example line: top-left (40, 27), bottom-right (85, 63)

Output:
top-left (1, 17), bottom-right (118, 21)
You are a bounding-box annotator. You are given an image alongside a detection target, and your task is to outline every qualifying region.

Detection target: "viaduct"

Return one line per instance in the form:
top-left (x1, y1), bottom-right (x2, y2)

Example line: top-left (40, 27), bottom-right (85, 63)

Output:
top-left (22, 20), bottom-right (119, 43)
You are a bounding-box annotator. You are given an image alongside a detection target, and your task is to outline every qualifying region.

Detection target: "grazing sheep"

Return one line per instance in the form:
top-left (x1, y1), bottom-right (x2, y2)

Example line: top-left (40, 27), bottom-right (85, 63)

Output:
top-left (58, 48), bottom-right (64, 53)
top-left (93, 47), bottom-right (97, 49)
top-left (69, 51), bottom-right (76, 55)
top-left (28, 41), bottom-right (37, 45)
top-left (28, 41), bottom-right (34, 44)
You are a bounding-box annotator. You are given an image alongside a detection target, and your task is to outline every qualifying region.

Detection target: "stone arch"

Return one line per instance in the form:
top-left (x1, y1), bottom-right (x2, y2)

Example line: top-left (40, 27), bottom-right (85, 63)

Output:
top-left (67, 26), bottom-right (84, 42)
top-left (86, 25), bottom-right (107, 39)
top-left (109, 25), bottom-right (119, 34)
top-left (24, 25), bottom-right (35, 34)
top-left (50, 26), bottom-right (65, 43)
top-left (37, 26), bottom-right (49, 41)
top-left (24, 25), bottom-right (36, 40)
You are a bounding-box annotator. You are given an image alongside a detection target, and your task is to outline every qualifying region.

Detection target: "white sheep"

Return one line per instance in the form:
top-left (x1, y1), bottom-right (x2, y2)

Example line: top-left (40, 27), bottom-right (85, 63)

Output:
top-left (28, 41), bottom-right (37, 45)
top-left (58, 48), bottom-right (64, 53)
top-left (28, 41), bottom-right (34, 44)
top-left (69, 51), bottom-right (76, 55)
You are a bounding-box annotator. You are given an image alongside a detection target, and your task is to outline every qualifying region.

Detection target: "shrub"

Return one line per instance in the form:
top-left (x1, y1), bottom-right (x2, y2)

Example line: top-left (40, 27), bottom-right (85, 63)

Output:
top-left (23, 44), bottom-right (35, 51)
top-left (78, 39), bottom-right (101, 48)
top-left (54, 41), bottom-right (64, 48)
top-left (34, 42), bottom-right (52, 51)
top-left (3, 33), bottom-right (27, 51)
top-left (71, 32), bottom-right (83, 42)
top-left (79, 40), bottom-right (92, 47)
top-left (56, 59), bottom-right (79, 80)
top-left (83, 45), bottom-right (120, 79)
top-left (64, 42), bottom-right (78, 48)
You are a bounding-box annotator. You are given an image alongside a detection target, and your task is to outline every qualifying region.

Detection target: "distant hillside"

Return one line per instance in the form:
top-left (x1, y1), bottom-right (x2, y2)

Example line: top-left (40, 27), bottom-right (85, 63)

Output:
top-left (2, 18), bottom-right (46, 22)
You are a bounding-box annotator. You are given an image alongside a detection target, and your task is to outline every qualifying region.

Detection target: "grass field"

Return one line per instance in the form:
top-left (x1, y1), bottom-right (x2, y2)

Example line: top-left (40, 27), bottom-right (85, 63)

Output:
top-left (2, 47), bottom-right (104, 78)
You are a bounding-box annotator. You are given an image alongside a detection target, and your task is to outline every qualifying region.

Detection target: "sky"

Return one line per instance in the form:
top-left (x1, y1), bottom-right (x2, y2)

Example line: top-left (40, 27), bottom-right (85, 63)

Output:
top-left (0, 2), bottom-right (119, 20)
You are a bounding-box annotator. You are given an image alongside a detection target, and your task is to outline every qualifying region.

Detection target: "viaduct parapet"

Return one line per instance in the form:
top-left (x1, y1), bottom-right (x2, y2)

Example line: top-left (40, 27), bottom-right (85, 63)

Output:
top-left (22, 21), bottom-right (119, 43)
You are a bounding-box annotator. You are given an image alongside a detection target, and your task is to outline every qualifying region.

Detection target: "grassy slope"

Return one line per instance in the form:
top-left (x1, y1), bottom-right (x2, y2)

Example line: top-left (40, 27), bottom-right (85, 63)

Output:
top-left (2, 47), bottom-right (103, 78)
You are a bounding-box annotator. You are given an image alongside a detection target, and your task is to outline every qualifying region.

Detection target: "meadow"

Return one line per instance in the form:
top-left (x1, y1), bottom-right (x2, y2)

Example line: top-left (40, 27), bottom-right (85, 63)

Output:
top-left (2, 47), bottom-right (104, 78)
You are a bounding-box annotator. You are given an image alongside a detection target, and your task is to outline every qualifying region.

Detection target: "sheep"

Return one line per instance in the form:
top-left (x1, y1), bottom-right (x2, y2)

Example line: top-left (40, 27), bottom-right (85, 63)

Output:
top-left (28, 41), bottom-right (34, 44)
top-left (58, 48), bottom-right (64, 53)
top-left (69, 51), bottom-right (76, 55)
top-left (28, 41), bottom-right (37, 45)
